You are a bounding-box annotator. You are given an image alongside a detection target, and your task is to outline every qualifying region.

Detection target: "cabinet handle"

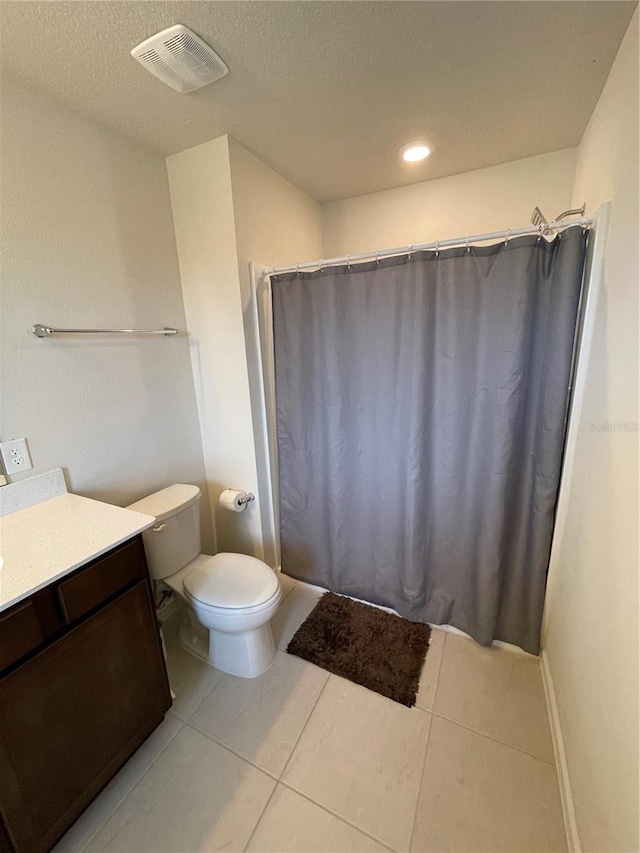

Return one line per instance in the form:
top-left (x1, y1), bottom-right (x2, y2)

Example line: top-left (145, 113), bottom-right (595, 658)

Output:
top-left (152, 523), bottom-right (166, 532)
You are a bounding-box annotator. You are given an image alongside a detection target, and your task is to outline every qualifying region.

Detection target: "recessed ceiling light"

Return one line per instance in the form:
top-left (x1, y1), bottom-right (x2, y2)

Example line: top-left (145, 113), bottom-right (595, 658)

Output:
top-left (400, 141), bottom-right (433, 163)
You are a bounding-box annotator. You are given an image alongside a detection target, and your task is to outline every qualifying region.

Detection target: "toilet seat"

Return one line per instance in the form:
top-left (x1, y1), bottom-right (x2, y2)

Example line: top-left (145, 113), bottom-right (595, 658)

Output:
top-left (182, 552), bottom-right (279, 611)
top-left (185, 586), bottom-right (281, 618)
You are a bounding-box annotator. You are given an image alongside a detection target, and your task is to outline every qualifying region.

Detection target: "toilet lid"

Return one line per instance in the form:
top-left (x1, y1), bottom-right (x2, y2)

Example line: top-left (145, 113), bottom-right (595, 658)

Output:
top-left (183, 553), bottom-right (279, 609)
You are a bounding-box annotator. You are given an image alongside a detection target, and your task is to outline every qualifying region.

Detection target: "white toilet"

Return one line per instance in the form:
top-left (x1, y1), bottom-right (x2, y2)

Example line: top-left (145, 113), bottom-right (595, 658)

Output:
top-left (128, 484), bottom-right (281, 678)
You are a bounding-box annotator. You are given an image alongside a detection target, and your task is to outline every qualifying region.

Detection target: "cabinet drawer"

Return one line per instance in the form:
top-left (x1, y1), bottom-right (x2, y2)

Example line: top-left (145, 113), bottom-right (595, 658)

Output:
top-left (0, 588), bottom-right (65, 675)
top-left (0, 602), bottom-right (44, 673)
top-left (57, 537), bottom-right (146, 624)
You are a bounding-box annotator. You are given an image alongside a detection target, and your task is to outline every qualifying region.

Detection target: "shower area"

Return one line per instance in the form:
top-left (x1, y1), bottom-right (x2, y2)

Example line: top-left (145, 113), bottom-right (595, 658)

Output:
top-left (249, 205), bottom-right (608, 655)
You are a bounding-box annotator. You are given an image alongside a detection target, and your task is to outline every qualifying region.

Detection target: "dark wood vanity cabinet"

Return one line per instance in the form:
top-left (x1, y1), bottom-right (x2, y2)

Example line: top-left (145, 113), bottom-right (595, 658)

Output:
top-left (0, 536), bottom-right (172, 853)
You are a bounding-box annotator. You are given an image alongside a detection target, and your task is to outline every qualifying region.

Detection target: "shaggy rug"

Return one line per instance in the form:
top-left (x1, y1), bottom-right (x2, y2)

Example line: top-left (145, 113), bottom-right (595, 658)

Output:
top-left (287, 591), bottom-right (431, 707)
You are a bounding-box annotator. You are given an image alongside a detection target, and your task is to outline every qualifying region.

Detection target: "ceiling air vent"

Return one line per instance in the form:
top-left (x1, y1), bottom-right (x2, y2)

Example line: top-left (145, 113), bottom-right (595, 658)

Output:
top-left (131, 24), bottom-right (229, 93)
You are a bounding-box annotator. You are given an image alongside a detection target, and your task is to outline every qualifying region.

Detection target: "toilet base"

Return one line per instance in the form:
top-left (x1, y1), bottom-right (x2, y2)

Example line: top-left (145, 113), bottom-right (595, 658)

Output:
top-left (177, 610), bottom-right (210, 662)
top-left (207, 624), bottom-right (277, 678)
top-left (176, 606), bottom-right (277, 678)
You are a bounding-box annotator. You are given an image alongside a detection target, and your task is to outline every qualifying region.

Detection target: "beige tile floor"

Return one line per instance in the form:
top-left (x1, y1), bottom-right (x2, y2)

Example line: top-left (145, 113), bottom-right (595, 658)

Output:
top-left (56, 574), bottom-right (567, 853)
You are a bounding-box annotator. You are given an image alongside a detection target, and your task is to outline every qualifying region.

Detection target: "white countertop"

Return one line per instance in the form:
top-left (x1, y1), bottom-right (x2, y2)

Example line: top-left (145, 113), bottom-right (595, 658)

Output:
top-left (0, 493), bottom-right (155, 613)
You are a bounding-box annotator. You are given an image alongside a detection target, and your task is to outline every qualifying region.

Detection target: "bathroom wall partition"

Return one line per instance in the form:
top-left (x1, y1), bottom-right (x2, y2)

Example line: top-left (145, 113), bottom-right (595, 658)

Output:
top-left (249, 260), bottom-right (282, 570)
top-left (250, 214), bottom-right (602, 655)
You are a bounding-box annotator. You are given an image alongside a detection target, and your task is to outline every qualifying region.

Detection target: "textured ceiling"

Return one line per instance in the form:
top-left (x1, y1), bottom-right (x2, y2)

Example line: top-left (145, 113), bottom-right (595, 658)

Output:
top-left (1, 1), bottom-right (636, 202)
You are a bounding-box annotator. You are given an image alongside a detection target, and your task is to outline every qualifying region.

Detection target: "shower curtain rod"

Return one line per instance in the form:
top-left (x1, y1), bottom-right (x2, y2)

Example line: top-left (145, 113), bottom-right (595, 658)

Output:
top-left (263, 215), bottom-right (594, 276)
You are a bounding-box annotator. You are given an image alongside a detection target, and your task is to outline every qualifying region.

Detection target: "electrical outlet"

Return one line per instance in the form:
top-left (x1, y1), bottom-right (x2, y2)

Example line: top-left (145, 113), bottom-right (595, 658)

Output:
top-left (0, 438), bottom-right (33, 475)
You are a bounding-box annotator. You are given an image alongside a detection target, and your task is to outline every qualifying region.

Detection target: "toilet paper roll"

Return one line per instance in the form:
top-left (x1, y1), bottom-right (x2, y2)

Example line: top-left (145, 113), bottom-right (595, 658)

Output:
top-left (219, 489), bottom-right (248, 513)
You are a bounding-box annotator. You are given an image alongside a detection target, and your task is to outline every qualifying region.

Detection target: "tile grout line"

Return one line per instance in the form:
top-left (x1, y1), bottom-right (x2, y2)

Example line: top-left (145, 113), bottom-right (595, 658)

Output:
top-left (172, 662), bottom-right (226, 722)
top-left (76, 720), bottom-right (185, 852)
top-left (429, 710), bottom-right (557, 766)
top-left (182, 660), bottom-right (332, 784)
top-left (183, 696), bottom-right (441, 811)
top-left (165, 654), bottom-right (225, 723)
top-left (407, 705), bottom-right (435, 852)
top-left (276, 672), bottom-right (432, 853)
top-left (166, 631), bottom-right (286, 851)
top-left (184, 720), bottom-right (280, 781)
top-left (274, 588), bottom-right (305, 652)
top-left (412, 629), bottom-right (445, 714)
top-left (277, 667), bottom-right (331, 780)
top-left (184, 671), bottom-right (223, 718)
top-left (431, 629), bottom-right (447, 700)
top-left (276, 779), bottom-right (398, 852)
top-left (240, 659), bottom-right (333, 853)
top-left (177, 713), bottom-right (400, 852)
top-left (281, 576), bottom-right (297, 597)
top-left (430, 631), bottom-right (556, 766)
top-left (241, 782), bottom-right (279, 853)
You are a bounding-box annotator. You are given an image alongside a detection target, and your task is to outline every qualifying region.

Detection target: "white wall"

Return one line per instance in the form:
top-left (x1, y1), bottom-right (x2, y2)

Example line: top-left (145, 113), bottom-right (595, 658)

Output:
top-left (322, 148), bottom-right (577, 257)
top-left (543, 11), bottom-right (639, 852)
top-left (166, 136), bottom-right (253, 556)
top-left (0, 79), bottom-right (214, 549)
top-left (228, 139), bottom-right (323, 565)
top-left (166, 136), bottom-right (322, 561)
top-left (228, 137), bottom-right (323, 307)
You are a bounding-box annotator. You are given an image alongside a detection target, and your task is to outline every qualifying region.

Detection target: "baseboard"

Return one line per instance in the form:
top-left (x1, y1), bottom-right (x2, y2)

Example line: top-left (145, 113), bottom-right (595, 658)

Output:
top-left (541, 649), bottom-right (581, 853)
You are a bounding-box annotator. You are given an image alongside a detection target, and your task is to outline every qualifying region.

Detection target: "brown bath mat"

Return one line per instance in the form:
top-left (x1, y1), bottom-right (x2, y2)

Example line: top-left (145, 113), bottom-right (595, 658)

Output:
top-left (287, 592), bottom-right (431, 707)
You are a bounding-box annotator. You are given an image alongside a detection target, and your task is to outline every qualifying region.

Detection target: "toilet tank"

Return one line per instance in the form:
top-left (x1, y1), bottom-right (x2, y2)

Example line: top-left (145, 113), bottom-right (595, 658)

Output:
top-left (127, 484), bottom-right (201, 580)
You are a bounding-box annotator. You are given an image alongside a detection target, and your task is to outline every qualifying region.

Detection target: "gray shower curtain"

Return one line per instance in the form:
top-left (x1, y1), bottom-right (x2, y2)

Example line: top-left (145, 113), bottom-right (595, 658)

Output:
top-left (272, 228), bottom-right (587, 654)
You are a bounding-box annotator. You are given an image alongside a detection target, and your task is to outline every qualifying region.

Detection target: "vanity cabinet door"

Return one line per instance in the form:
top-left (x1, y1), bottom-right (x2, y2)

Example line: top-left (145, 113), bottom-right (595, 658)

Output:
top-left (0, 581), bottom-right (171, 853)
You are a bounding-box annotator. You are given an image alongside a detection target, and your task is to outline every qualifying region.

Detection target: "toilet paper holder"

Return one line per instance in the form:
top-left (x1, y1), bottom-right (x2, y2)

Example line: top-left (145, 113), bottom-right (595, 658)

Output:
top-left (219, 489), bottom-right (256, 512)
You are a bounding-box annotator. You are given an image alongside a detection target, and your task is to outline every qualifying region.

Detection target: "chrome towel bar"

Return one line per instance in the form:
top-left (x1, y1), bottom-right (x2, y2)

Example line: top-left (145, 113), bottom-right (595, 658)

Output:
top-left (32, 324), bottom-right (178, 338)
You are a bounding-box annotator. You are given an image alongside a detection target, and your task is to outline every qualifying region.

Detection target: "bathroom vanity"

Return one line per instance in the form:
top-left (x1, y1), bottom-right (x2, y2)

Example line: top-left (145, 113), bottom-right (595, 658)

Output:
top-left (0, 485), bottom-right (171, 853)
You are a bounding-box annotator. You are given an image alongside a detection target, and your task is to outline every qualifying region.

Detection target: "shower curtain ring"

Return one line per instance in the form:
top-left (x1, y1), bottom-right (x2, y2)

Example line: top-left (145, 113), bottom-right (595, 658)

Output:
top-left (295, 262), bottom-right (300, 276)
top-left (466, 236), bottom-right (471, 252)
top-left (347, 254), bottom-right (351, 270)
top-left (408, 245), bottom-right (413, 260)
top-left (435, 241), bottom-right (440, 258)
top-left (505, 229), bottom-right (511, 245)
top-left (375, 250), bottom-right (380, 266)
